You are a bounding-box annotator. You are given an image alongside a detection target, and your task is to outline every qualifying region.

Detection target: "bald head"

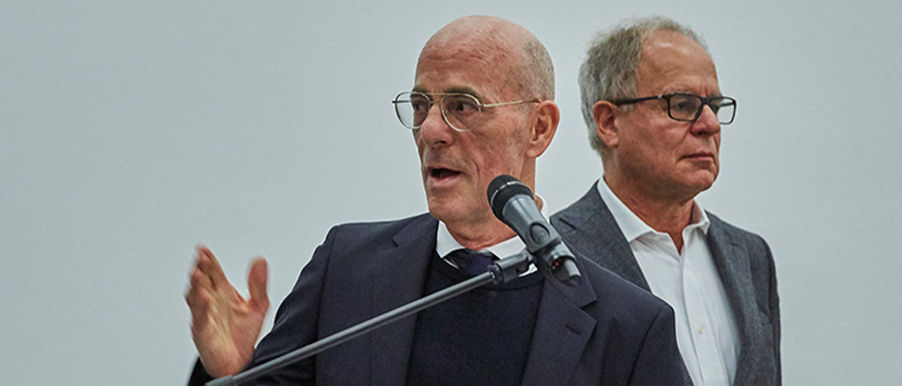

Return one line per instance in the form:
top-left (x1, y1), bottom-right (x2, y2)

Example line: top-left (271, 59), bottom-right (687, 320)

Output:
top-left (418, 16), bottom-right (554, 101)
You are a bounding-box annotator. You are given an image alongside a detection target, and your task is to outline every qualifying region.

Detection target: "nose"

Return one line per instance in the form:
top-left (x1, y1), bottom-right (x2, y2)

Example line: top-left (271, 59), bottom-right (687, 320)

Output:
top-left (691, 104), bottom-right (721, 136)
top-left (416, 102), bottom-right (454, 146)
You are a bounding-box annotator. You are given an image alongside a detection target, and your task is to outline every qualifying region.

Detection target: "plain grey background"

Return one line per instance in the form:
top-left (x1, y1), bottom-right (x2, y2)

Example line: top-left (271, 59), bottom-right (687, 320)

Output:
top-left (2, 1), bottom-right (900, 385)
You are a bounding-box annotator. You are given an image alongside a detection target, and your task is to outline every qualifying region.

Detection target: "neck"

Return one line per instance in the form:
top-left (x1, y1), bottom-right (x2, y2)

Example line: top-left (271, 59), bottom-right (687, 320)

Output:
top-left (603, 175), bottom-right (696, 251)
top-left (444, 196), bottom-right (543, 251)
top-left (619, 192), bottom-right (695, 234)
top-left (446, 218), bottom-right (517, 251)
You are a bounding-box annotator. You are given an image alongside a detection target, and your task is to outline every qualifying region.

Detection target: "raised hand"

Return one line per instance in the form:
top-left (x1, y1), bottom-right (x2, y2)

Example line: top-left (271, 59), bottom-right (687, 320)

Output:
top-left (185, 246), bottom-right (270, 378)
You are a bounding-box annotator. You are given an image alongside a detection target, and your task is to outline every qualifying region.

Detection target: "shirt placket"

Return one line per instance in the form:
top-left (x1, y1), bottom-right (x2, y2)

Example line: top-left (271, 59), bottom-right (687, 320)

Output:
top-left (682, 237), bottom-right (729, 386)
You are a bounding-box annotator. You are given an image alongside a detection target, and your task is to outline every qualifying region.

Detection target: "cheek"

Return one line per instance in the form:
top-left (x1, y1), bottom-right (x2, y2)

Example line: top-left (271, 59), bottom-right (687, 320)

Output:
top-left (643, 125), bottom-right (686, 154)
top-left (466, 115), bottom-right (532, 176)
top-left (479, 136), bottom-right (525, 172)
top-left (623, 127), bottom-right (663, 154)
top-left (413, 131), bottom-right (424, 153)
top-left (621, 132), bottom-right (679, 173)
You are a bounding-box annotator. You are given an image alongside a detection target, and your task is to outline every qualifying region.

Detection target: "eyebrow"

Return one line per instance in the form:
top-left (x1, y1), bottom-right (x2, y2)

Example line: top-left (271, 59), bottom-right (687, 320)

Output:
top-left (410, 86), bottom-right (485, 101)
top-left (665, 89), bottom-right (723, 98)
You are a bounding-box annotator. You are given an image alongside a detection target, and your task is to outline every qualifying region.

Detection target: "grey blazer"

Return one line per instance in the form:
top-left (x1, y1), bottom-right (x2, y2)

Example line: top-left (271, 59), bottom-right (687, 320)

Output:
top-left (550, 185), bottom-right (781, 386)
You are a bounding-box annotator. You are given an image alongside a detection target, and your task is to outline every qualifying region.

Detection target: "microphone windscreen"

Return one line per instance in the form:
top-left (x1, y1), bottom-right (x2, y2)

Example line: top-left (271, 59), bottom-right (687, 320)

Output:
top-left (487, 175), bottom-right (534, 220)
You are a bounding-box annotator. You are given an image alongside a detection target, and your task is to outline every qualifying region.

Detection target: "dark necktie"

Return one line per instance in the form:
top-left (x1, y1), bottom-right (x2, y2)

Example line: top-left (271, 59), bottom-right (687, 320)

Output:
top-left (449, 249), bottom-right (496, 277)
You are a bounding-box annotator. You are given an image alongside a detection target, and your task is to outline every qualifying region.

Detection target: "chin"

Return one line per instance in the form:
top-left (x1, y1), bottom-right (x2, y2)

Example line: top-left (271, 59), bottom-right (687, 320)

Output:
top-left (426, 199), bottom-right (459, 222)
top-left (690, 178), bottom-right (716, 194)
top-left (673, 174), bottom-right (716, 197)
top-left (428, 199), bottom-right (485, 225)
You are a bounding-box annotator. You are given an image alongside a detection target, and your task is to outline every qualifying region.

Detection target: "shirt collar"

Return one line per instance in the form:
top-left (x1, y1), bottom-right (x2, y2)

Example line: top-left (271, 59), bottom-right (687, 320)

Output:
top-left (595, 178), bottom-right (710, 242)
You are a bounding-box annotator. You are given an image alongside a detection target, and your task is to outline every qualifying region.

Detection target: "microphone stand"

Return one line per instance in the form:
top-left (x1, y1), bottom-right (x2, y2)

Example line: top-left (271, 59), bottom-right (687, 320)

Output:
top-left (207, 250), bottom-right (535, 386)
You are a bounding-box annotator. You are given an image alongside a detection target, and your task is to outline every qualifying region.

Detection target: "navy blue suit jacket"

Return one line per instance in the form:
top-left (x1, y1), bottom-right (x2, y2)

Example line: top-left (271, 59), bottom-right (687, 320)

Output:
top-left (190, 213), bottom-right (683, 385)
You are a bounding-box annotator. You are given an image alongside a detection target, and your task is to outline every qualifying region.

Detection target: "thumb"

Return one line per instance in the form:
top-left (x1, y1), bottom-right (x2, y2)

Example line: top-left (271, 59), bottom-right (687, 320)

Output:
top-left (247, 257), bottom-right (269, 312)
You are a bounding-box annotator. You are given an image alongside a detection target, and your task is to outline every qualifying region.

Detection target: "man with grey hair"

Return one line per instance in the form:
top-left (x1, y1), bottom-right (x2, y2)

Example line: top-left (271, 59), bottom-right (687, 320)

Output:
top-left (185, 15), bottom-right (684, 385)
top-left (551, 16), bottom-right (780, 386)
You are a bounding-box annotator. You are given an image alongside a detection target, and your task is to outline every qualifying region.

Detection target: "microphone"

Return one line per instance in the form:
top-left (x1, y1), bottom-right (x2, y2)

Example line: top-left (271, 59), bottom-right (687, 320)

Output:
top-left (487, 175), bottom-right (581, 286)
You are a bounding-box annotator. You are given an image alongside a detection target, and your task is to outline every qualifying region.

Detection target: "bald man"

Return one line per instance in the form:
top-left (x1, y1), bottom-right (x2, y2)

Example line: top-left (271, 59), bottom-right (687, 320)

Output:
top-left (186, 16), bottom-right (683, 386)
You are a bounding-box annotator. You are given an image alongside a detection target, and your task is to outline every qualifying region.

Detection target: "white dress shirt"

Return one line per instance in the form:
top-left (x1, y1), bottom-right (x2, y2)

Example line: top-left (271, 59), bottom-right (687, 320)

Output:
top-left (597, 179), bottom-right (739, 386)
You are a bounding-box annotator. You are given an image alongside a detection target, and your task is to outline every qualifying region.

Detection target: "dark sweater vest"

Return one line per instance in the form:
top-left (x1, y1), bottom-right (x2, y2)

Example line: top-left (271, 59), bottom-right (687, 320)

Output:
top-left (405, 253), bottom-right (544, 386)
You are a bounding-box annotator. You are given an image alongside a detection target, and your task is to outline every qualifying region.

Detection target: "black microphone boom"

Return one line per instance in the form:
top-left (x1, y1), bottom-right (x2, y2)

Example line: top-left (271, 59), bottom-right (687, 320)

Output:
top-left (487, 175), bottom-right (581, 286)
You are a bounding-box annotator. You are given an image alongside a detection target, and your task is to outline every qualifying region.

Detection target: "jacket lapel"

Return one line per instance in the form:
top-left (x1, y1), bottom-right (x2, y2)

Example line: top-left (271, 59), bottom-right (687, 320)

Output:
top-left (368, 214), bottom-right (437, 386)
top-left (520, 256), bottom-right (598, 386)
top-left (554, 185), bottom-right (701, 385)
top-left (705, 215), bottom-right (757, 386)
top-left (552, 185), bottom-right (650, 289)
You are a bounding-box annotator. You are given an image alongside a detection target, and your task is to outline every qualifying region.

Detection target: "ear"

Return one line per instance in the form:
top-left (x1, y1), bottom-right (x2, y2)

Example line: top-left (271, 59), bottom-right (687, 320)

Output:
top-left (593, 101), bottom-right (620, 148)
top-left (525, 100), bottom-right (560, 158)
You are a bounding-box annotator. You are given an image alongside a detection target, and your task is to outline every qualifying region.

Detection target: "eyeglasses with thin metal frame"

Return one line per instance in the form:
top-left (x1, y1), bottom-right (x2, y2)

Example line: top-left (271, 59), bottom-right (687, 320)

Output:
top-left (611, 93), bottom-right (737, 125)
top-left (393, 91), bottom-right (540, 132)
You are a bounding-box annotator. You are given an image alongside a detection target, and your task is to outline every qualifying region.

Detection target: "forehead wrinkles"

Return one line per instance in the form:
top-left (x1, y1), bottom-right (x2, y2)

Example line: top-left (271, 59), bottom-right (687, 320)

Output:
top-left (636, 31), bottom-right (716, 93)
top-left (417, 31), bottom-right (521, 99)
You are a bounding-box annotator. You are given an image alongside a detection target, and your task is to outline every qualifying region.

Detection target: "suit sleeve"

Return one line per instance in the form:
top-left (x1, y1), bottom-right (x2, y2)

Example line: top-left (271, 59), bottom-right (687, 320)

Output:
top-left (187, 227), bottom-right (340, 386)
top-left (765, 240), bottom-right (782, 385)
top-left (626, 303), bottom-right (685, 386)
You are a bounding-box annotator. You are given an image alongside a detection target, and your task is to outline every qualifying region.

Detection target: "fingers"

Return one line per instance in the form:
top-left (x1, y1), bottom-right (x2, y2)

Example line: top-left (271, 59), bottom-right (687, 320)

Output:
top-left (186, 261), bottom-right (214, 326)
top-left (196, 245), bottom-right (231, 290)
top-left (185, 246), bottom-right (266, 379)
top-left (185, 246), bottom-right (269, 318)
top-left (247, 257), bottom-right (270, 313)
top-left (185, 246), bottom-right (216, 309)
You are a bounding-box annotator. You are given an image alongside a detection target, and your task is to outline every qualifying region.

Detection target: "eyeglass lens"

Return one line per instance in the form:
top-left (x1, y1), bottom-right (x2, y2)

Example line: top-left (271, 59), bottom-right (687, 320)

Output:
top-left (394, 93), bottom-right (483, 131)
top-left (667, 94), bottom-right (735, 124)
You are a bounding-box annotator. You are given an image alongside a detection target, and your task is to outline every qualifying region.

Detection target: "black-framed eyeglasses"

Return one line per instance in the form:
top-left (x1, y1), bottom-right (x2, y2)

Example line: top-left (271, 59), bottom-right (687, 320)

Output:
top-left (611, 93), bottom-right (737, 125)
top-left (393, 91), bottom-right (539, 132)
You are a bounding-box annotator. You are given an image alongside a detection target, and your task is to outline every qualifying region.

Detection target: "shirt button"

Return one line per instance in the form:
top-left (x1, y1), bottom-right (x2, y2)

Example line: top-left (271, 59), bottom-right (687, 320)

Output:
top-left (697, 326), bottom-right (704, 335)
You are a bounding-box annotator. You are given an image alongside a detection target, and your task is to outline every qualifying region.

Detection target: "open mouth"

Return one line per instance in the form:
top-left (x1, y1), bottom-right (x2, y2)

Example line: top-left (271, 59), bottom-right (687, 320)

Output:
top-left (430, 168), bottom-right (461, 179)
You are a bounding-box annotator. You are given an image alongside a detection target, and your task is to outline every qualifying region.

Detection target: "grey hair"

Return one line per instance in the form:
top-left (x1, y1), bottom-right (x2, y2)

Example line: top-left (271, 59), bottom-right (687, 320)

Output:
top-left (578, 16), bottom-right (708, 157)
top-left (518, 38), bottom-right (555, 101)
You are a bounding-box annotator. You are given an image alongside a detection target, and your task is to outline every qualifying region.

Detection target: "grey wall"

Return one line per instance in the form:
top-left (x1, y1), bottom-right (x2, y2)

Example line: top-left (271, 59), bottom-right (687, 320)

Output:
top-left (2, 1), bottom-right (900, 385)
